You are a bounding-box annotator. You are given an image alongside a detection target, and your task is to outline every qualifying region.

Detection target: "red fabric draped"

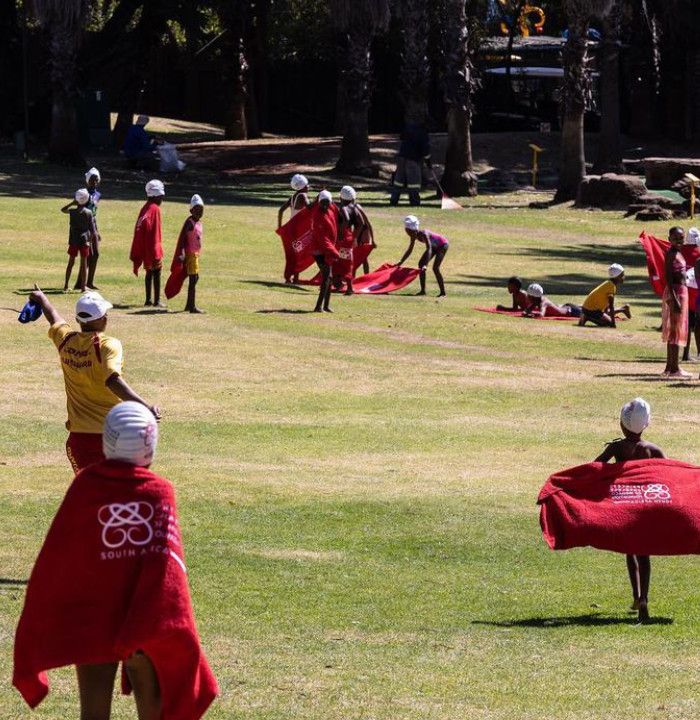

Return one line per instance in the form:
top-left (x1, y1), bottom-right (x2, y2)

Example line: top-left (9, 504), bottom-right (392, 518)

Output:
top-left (165, 221), bottom-right (188, 299)
top-left (276, 208), bottom-right (316, 281)
top-left (474, 307), bottom-right (577, 321)
top-left (538, 458), bottom-right (700, 555)
top-left (639, 231), bottom-right (700, 307)
top-left (352, 263), bottom-right (420, 294)
top-left (130, 202), bottom-right (163, 276)
top-left (13, 460), bottom-right (217, 719)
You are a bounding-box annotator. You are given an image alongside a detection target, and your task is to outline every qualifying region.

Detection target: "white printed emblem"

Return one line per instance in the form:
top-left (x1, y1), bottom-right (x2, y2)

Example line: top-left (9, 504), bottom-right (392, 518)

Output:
top-left (98, 502), bottom-right (155, 549)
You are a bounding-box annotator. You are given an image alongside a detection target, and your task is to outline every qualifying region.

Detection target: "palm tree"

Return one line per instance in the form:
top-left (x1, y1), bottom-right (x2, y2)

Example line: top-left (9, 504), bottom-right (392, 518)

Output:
top-left (330, 0), bottom-right (391, 175)
top-left (397, 0), bottom-right (429, 125)
top-left (555, 0), bottom-right (614, 202)
top-left (439, 0), bottom-right (479, 197)
top-left (31, 0), bottom-right (89, 163)
top-left (593, 0), bottom-right (623, 174)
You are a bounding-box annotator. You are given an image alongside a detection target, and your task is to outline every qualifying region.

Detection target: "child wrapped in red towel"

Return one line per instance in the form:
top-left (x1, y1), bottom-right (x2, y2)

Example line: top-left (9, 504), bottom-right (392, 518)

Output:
top-left (538, 398), bottom-right (696, 624)
top-left (309, 190), bottom-right (341, 313)
top-left (13, 402), bottom-right (217, 719)
top-left (130, 180), bottom-right (165, 307)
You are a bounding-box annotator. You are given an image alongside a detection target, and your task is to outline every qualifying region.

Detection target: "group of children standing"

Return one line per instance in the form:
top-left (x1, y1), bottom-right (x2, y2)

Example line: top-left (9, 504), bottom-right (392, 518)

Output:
top-left (278, 174), bottom-right (451, 312)
top-left (62, 170), bottom-right (205, 313)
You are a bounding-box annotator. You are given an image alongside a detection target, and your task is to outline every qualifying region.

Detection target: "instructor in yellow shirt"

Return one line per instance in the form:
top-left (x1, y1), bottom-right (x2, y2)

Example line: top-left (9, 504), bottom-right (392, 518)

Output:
top-left (29, 287), bottom-right (161, 472)
top-left (578, 263), bottom-right (631, 328)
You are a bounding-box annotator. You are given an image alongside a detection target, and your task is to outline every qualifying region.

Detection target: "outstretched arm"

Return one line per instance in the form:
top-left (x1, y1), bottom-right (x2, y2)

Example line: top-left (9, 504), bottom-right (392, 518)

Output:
top-left (397, 238), bottom-right (415, 266)
top-left (30, 286), bottom-right (63, 326)
top-left (106, 374), bottom-right (162, 421)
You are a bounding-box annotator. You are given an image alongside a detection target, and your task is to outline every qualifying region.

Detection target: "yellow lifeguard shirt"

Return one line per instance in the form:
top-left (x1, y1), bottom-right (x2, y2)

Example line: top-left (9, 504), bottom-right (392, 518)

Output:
top-left (48, 322), bottom-right (123, 433)
top-left (582, 280), bottom-right (616, 312)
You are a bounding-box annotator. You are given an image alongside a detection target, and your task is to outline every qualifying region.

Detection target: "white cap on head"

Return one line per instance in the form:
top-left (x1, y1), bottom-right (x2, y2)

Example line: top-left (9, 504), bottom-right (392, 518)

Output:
top-left (74, 188), bottom-right (90, 205)
top-left (620, 397), bottom-right (651, 435)
top-left (291, 174), bottom-right (308, 191)
top-left (340, 185), bottom-right (356, 202)
top-left (136, 115), bottom-right (150, 126)
top-left (404, 215), bottom-right (420, 231)
top-left (190, 194), bottom-right (204, 209)
top-left (608, 263), bottom-right (624, 279)
top-left (85, 167), bottom-right (100, 184)
top-left (527, 283), bottom-right (544, 298)
top-left (75, 291), bottom-right (112, 324)
top-left (688, 227), bottom-right (700, 245)
top-left (145, 179), bottom-right (165, 197)
top-left (318, 190), bottom-right (333, 202)
top-left (103, 402), bottom-right (158, 467)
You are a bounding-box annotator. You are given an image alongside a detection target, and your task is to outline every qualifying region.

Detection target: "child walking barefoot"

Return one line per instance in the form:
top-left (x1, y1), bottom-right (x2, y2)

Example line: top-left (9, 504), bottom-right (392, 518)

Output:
top-left (177, 194), bottom-right (205, 313)
top-left (61, 189), bottom-right (96, 293)
top-left (595, 398), bottom-right (665, 623)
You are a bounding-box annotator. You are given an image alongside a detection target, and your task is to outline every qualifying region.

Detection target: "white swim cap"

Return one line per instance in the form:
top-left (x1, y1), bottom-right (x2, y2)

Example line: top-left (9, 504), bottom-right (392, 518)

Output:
top-left (291, 174), bottom-right (308, 191)
top-left (688, 227), bottom-right (700, 245)
top-left (190, 193), bottom-right (204, 209)
top-left (404, 215), bottom-right (420, 231)
top-left (340, 185), bottom-right (357, 201)
top-left (620, 397), bottom-right (651, 435)
top-left (318, 190), bottom-right (333, 202)
top-left (527, 283), bottom-right (544, 298)
top-left (74, 188), bottom-right (90, 205)
top-left (145, 179), bottom-right (165, 197)
top-left (85, 167), bottom-right (100, 184)
top-left (608, 263), bottom-right (624, 279)
top-left (103, 402), bottom-right (158, 467)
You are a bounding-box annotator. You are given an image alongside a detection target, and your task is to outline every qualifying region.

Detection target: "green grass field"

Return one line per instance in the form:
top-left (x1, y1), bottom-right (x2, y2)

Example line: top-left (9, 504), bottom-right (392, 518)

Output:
top-left (1, 161), bottom-right (699, 720)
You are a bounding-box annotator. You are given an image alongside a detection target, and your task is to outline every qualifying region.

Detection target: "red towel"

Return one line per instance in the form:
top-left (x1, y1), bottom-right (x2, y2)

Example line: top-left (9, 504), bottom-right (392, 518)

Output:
top-left (130, 202), bottom-right (164, 277)
top-left (301, 244), bottom-right (375, 288)
top-left (538, 458), bottom-right (700, 555)
top-left (276, 208), bottom-right (317, 281)
top-left (164, 223), bottom-right (188, 300)
top-left (13, 460), bottom-right (218, 719)
top-left (351, 263), bottom-right (420, 294)
top-left (474, 306), bottom-right (577, 321)
top-left (639, 231), bottom-right (700, 307)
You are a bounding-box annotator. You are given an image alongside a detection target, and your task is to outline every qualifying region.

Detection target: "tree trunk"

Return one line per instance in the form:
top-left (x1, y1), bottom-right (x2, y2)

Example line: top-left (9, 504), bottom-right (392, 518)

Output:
top-left (440, 0), bottom-right (477, 197)
top-left (399, 0), bottom-right (429, 125)
top-left (555, 19), bottom-right (588, 202)
top-left (442, 107), bottom-right (477, 196)
top-left (225, 95), bottom-right (247, 140)
top-left (335, 31), bottom-right (375, 175)
top-left (594, 5), bottom-right (623, 174)
top-left (47, 26), bottom-right (81, 163)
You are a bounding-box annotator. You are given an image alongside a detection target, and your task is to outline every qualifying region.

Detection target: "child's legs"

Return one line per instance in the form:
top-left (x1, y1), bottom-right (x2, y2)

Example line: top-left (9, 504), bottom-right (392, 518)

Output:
top-left (636, 555), bottom-right (651, 602)
top-left (626, 554), bottom-right (640, 600)
top-left (417, 250), bottom-right (430, 294)
top-left (76, 661), bottom-right (118, 720)
top-left (314, 257), bottom-right (329, 310)
top-left (65, 255), bottom-right (76, 287)
top-left (433, 249), bottom-right (447, 295)
top-left (144, 270), bottom-right (153, 303)
top-left (124, 652), bottom-right (162, 720)
top-left (666, 342), bottom-right (679, 373)
top-left (186, 274), bottom-right (198, 310)
top-left (78, 254), bottom-right (88, 289)
top-left (152, 269), bottom-right (162, 304)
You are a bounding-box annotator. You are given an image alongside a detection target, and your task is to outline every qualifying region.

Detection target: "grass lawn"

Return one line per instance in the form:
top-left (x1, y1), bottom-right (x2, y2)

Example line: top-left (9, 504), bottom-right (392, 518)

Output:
top-left (0, 160), bottom-right (698, 720)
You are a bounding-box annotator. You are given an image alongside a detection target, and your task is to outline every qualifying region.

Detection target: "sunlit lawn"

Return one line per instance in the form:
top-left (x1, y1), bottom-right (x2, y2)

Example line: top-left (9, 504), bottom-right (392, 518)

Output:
top-left (0, 159), bottom-right (698, 719)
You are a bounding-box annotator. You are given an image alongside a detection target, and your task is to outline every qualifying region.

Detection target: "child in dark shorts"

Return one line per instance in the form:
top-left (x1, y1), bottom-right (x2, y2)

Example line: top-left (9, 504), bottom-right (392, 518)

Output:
top-left (61, 189), bottom-right (96, 293)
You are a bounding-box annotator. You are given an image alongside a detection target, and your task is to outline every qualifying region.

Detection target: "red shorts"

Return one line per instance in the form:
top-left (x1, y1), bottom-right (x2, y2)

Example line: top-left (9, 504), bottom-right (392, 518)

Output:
top-left (66, 432), bottom-right (104, 473)
top-left (68, 245), bottom-right (90, 258)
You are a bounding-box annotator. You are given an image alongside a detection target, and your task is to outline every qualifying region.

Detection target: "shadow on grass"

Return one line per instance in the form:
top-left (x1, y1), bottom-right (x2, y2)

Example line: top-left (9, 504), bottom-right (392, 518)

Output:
top-left (595, 373), bottom-right (668, 380)
top-left (473, 613), bottom-right (673, 628)
top-left (14, 287), bottom-right (65, 296)
top-left (128, 309), bottom-right (170, 316)
top-left (255, 309), bottom-right (315, 314)
top-left (241, 280), bottom-right (312, 292)
top-left (576, 356), bottom-right (663, 363)
top-left (0, 578), bottom-right (28, 586)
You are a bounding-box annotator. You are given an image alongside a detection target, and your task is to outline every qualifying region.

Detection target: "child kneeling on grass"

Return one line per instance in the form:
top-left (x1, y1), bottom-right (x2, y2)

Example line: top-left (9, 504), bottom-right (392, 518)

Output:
top-left (578, 263), bottom-right (631, 327)
top-left (594, 397), bottom-right (664, 624)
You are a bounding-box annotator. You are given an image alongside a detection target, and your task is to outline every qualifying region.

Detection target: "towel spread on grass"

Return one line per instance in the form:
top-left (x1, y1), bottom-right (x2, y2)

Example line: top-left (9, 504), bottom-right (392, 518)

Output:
top-left (474, 307), bottom-right (577, 321)
top-left (13, 460), bottom-right (218, 719)
top-left (300, 244), bottom-right (375, 287)
top-left (639, 231), bottom-right (700, 306)
top-left (538, 458), bottom-right (700, 555)
top-left (276, 207), bottom-right (316, 281)
top-left (351, 263), bottom-right (420, 294)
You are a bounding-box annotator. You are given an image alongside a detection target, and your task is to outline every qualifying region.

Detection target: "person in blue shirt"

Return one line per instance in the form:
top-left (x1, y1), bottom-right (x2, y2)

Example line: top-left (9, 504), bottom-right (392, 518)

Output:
top-left (123, 115), bottom-right (160, 168)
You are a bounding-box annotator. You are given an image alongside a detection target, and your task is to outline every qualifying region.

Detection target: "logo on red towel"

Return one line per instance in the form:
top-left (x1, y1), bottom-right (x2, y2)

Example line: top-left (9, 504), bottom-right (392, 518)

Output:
top-left (610, 483), bottom-right (672, 504)
top-left (98, 502), bottom-right (155, 548)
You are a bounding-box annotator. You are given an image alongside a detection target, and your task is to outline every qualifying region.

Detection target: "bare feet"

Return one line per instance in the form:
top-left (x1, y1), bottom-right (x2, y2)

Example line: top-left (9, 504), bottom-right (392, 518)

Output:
top-left (416, 290), bottom-right (426, 296)
top-left (630, 599), bottom-right (640, 612)
top-left (668, 369), bottom-right (692, 379)
top-left (438, 292), bottom-right (446, 297)
top-left (313, 307), bottom-right (323, 313)
top-left (577, 317), bottom-right (586, 326)
top-left (189, 307), bottom-right (204, 314)
top-left (154, 302), bottom-right (166, 309)
top-left (622, 304), bottom-right (632, 319)
top-left (323, 307), bottom-right (333, 313)
top-left (638, 601), bottom-right (650, 624)
top-left (144, 300), bottom-right (153, 307)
